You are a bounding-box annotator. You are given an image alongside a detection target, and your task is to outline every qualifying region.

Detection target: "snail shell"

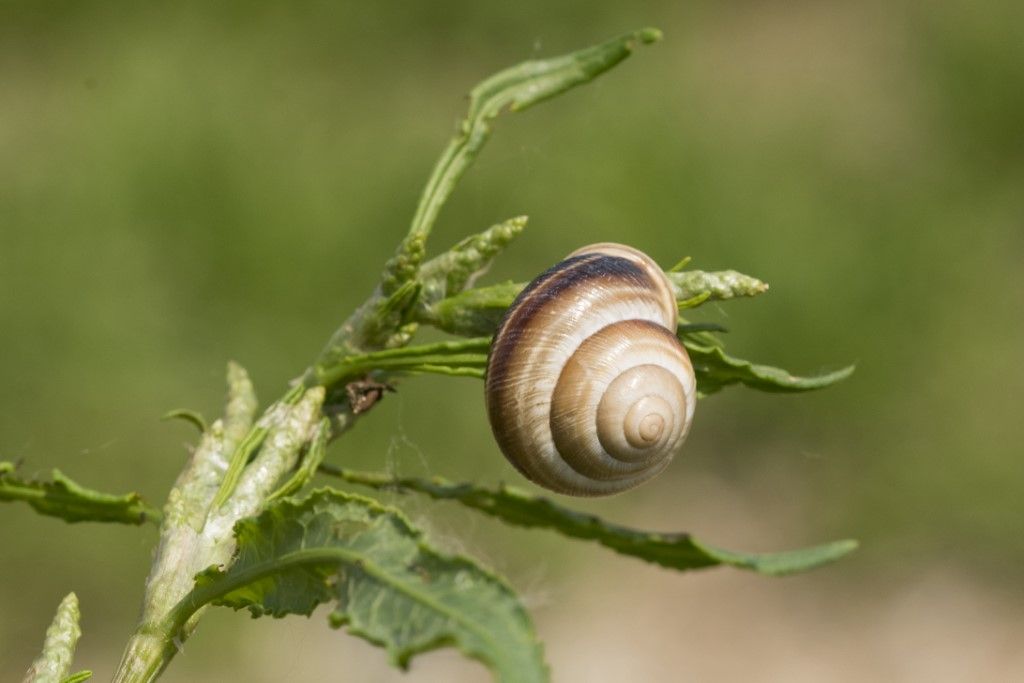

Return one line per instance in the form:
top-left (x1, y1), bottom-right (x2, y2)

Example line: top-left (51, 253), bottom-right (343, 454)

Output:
top-left (485, 243), bottom-right (696, 496)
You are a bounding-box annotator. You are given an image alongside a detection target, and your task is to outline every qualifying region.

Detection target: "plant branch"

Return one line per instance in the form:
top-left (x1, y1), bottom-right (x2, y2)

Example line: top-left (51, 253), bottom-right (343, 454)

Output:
top-left (309, 28), bottom-right (662, 366)
top-left (0, 462), bottom-right (160, 526)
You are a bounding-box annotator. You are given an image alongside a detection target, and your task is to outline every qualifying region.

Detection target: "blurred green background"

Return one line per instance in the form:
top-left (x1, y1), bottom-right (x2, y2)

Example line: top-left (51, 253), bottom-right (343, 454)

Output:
top-left (2, 1), bottom-right (1022, 680)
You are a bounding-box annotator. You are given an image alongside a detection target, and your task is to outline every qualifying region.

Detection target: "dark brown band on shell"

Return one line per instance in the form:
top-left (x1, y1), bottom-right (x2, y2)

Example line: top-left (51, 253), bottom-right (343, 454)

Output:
top-left (486, 253), bottom-right (647, 392)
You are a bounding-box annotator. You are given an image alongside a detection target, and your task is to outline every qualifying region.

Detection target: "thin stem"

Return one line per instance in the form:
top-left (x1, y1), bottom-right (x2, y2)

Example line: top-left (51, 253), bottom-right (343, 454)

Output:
top-left (108, 29), bottom-right (665, 683)
top-left (315, 338), bottom-right (491, 387)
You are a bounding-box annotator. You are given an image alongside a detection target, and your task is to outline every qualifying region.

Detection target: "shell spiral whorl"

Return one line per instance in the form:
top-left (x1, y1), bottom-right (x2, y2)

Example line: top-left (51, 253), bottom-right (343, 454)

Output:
top-left (485, 243), bottom-right (697, 496)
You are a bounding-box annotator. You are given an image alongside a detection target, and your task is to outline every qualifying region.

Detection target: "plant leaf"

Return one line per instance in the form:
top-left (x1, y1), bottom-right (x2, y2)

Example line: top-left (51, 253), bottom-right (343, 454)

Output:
top-left (59, 673), bottom-right (92, 683)
top-left (677, 322), bottom-right (728, 334)
top-left (681, 339), bottom-right (855, 395)
top-left (417, 282), bottom-right (524, 338)
top-left (224, 360), bottom-right (259, 448)
top-left (382, 28), bottom-right (661, 295)
top-left (417, 266), bottom-right (770, 339)
top-left (172, 490), bottom-right (547, 682)
top-left (325, 468), bottom-right (857, 576)
top-left (316, 338), bottom-right (490, 387)
top-left (418, 217), bottom-right (528, 304)
top-left (666, 269), bottom-right (769, 302)
top-left (267, 418), bottom-right (331, 502)
top-left (160, 409), bottom-right (208, 434)
top-left (211, 382), bottom-right (305, 509)
top-left (1, 462), bottom-right (160, 526)
top-left (23, 592), bottom-right (82, 683)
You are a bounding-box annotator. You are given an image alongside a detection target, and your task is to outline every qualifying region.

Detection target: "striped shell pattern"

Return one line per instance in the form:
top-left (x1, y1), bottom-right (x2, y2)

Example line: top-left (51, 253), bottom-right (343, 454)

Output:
top-left (485, 243), bottom-right (697, 496)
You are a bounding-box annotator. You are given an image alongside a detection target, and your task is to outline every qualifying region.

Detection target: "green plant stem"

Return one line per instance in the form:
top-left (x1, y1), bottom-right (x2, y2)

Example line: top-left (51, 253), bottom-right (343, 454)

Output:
top-left (118, 544), bottom-right (416, 683)
top-left (136, 367), bottom-right (257, 620)
top-left (314, 338), bottom-right (490, 388)
top-left (389, 29), bottom-right (661, 293)
top-left (115, 380), bottom-right (325, 683)
top-left (109, 546), bottom-right (415, 683)
top-left (417, 217), bottom-right (527, 304)
top-left (109, 29), bottom-right (675, 683)
top-left (167, 548), bottom-right (370, 636)
top-left (113, 367), bottom-right (259, 683)
top-left (310, 28), bottom-right (661, 367)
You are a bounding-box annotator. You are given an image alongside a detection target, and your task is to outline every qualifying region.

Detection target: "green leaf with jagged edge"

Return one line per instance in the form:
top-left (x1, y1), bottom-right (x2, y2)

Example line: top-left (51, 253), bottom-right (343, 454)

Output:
top-left (175, 490), bottom-right (547, 682)
top-left (0, 462), bottom-right (160, 526)
top-left (680, 337), bottom-right (855, 396)
top-left (23, 592), bottom-right (83, 683)
top-left (323, 468), bottom-right (857, 576)
top-left (382, 28), bottom-right (662, 295)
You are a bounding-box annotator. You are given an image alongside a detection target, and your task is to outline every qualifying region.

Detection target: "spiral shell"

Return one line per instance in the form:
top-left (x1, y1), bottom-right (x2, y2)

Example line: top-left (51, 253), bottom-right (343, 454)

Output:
top-left (485, 243), bottom-right (697, 496)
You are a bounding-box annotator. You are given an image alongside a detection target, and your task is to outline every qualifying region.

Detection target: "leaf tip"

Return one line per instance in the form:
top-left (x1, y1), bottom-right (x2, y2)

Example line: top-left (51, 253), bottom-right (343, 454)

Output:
top-left (819, 364), bottom-right (856, 386)
top-left (766, 538), bottom-right (859, 576)
top-left (838, 538), bottom-right (859, 554)
top-left (160, 408), bottom-right (208, 434)
top-left (667, 255), bottom-right (692, 273)
top-left (637, 27), bottom-right (663, 45)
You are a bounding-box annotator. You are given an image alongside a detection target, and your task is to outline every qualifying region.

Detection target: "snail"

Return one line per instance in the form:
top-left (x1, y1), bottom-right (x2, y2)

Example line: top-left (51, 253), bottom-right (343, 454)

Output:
top-left (485, 243), bottom-right (697, 496)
